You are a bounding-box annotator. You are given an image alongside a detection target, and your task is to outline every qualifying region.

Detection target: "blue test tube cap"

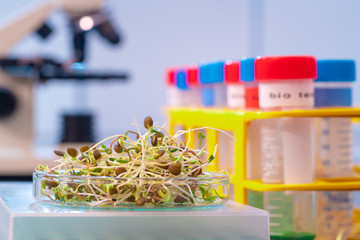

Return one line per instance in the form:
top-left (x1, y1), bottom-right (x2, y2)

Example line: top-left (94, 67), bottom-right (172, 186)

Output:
top-left (240, 57), bottom-right (255, 81)
top-left (315, 60), bottom-right (356, 82)
top-left (208, 61), bottom-right (225, 83)
top-left (199, 62), bottom-right (210, 84)
top-left (176, 69), bottom-right (187, 90)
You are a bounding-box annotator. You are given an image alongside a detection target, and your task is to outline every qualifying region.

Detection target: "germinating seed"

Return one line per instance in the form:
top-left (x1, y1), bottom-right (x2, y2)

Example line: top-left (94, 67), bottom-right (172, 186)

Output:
top-left (45, 180), bottom-right (59, 188)
top-left (135, 197), bottom-right (146, 206)
top-left (108, 186), bottom-right (118, 195)
top-left (114, 143), bottom-right (123, 153)
top-left (168, 161), bottom-right (182, 175)
top-left (93, 149), bottom-right (101, 160)
top-left (80, 145), bottom-right (89, 152)
top-left (115, 167), bottom-right (127, 175)
top-left (144, 116), bottom-right (153, 129)
top-left (151, 134), bottom-right (158, 146)
top-left (174, 195), bottom-right (187, 203)
top-left (67, 147), bottom-right (78, 158)
top-left (154, 149), bottom-right (165, 159)
top-left (54, 150), bottom-right (65, 157)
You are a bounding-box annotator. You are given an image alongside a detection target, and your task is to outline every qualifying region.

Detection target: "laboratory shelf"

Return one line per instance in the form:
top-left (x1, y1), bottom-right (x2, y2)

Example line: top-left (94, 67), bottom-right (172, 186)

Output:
top-left (0, 182), bottom-right (269, 240)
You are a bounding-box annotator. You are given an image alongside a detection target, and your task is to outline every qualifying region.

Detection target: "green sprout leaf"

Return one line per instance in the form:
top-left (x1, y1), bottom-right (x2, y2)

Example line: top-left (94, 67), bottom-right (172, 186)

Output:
top-left (117, 159), bottom-right (129, 163)
top-left (101, 144), bottom-right (112, 154)
top-left (198, 132), bottom-right (206, 149)
top-left (207, 155), bottom-right (215, 163)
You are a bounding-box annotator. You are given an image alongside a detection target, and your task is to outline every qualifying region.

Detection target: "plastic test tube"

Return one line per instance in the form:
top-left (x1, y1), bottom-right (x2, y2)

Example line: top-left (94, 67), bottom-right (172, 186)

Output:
top-left (185, 65), bottom-right (202, 108)
top-left (242, 57), bottom-right (266, 213)
top-left (165, 68), bottom-right (184, 107)
top-left (199, 61), bottom-right (227, 108)
top-left (175, 68), bottom-right (190, 106)
top-left (242, 58), bottom-right (259, 110)
top-left (255, 56), bottom-right (317, 184)
top-left (216, 60), bottom-right (244, 175)
top-left (256, 56), bottom-right (317, 238)
top-left (314, 60), bottom-right (355, 240)
top-left (224, 60), bottom-right (244, 109)
top-left (241, 58), bottom-right (262, 181)
top-left (315, 60), bottom-right (356, 177)
top-left (198, 61), bottom-right (226, 163)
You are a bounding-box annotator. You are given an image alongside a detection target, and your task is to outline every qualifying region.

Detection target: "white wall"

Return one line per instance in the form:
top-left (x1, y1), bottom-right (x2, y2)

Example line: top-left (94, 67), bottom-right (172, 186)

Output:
top-left (3, 0), bottom-right (360, 145)
top-left (2, 0), bottom-right (249, 143)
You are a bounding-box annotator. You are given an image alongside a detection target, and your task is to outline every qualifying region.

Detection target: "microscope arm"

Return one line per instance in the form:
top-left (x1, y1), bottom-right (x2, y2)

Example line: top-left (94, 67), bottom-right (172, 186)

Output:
top-left (0, 1), bottom-right (57, 57)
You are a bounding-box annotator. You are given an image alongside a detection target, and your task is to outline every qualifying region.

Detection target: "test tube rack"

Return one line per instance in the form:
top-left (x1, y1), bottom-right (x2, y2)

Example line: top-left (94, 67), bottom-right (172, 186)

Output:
top-left (168, 107), bottom-right (360, 204)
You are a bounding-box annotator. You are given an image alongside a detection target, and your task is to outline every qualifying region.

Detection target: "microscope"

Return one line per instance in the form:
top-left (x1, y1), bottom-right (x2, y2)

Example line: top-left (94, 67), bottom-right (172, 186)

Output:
top-left (0, 0), bottom-right (128, 177)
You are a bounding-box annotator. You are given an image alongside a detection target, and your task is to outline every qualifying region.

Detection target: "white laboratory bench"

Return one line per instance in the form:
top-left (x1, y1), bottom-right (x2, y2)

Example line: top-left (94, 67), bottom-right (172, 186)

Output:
top-left (0, 182), bottom-right (269, 240)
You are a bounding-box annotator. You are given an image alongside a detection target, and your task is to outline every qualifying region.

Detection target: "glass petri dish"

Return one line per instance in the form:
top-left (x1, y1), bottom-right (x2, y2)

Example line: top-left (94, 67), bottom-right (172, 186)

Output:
top-left (33, 171), bottom-right (230, 209)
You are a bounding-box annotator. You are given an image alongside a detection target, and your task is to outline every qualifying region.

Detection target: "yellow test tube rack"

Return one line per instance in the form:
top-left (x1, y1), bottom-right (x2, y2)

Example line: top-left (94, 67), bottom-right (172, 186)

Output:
top-left (168, 107), bottom-right (360, 204)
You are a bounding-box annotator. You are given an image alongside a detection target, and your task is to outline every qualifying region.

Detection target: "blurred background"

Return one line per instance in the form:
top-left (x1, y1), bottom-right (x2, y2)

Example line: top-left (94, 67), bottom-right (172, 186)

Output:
top-left (1, 0), bottom-right (360, 166)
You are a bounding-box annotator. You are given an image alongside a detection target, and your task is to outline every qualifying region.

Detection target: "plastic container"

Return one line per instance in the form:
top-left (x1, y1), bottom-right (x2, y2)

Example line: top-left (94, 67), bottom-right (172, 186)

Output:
top-left (255, 56), bottom-right (317, 184)
top-left (241, 58), bottom-right (262, 181)
top-left (199, 61), bottom-right (226, 108)
top-left (314, 59), bottom-right (356, 240)
top-left (33, 171), bottom-right (230, 209)
top-left (314, 59), bottom-right (356, 178)
top-left (224, 60), bottom-right (244, 109)
top-left (264, 191), bottom-right (315, 239)
top-left (242, 58), bottom-right (259, 110)
top-left (186, 65), bottom-right (202, 107)
top-left (255, 56), bottom-right (317, 239)
top-left (216, 60), bottom-right (242, 175)
top-left (166, 68), bottom-right (184, 107)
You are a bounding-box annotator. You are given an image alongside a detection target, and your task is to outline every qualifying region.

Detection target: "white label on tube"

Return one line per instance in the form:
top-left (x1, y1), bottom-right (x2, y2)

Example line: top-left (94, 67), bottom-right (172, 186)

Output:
top-left (259, 81), bottom-right (314, 108)
top-left (227, 84), bottom-right (245, 108)
top-left (188, 87), bottom-right (202, 107)
top-left (214, 84), bottom-right (227, 107)
top-left (167, 88), bottom-right (185, 107)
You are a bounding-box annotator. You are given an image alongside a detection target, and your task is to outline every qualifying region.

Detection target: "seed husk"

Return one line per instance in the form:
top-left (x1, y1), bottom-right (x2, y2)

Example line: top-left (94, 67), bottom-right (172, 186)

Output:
top-left (174, 195), bottom-right (187, 203)
top-left (54, 150), bottom-right (65, 157)
top-left (80, 145), bottom-right (89, 152)
top-left (45, 180), bottom-right (58, 188)
top-left (192, 166), bottom-right (202, 177)
top-left (109, 186), bottom-right (118, 195)
top-left (67, 182), bottom-right (78, 189)
top-left (144, 116), bottom-right (153, 129)
top-left (127, 195), bottom-right (135, 202)
top-left (93, 149), bottom-right (101, 160)
top-left (151, 134), bottom-right (158, 146)
top-left (67, 147), bottom-right (78, 158)
top-left (115, 167), bottom-right (127, 176)
top-left (168, 161), bottom-right (182, 175)
top-left (135, 197), bottom-right (146, 206)
top-left (113, 143), bottom-right (123, 153)
top-left (154, 149), bottom-right (165, 159)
